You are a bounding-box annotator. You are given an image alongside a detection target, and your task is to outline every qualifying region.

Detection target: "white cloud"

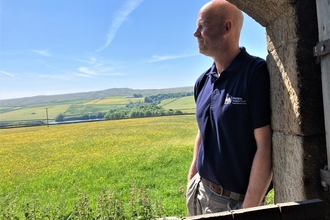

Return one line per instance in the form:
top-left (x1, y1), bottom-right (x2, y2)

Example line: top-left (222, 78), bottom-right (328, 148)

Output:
top-left (32, 49), bottom-right (52, 57)
top-left (0, 70), bottom-right (16, 78)
top-left (147, 53), bottom-right (198, 63)
top-left (73, 56), bottom-right (126, 78)
top-left (96, 0), bottom-right (144, 52)
top-left (78, 67), bottom-right (97, 76)
top-left (76, 65), bottom-right (125, 78)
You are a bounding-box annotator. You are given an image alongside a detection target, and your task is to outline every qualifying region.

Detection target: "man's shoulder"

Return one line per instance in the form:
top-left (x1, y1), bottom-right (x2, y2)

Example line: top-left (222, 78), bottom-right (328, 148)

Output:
top-left (242, 49), bottom-right (267, 68)
top-left (237, 50), bottom-right (268, 79)
top-left (242, 49), bottom-right (266, 63)
top-left (195, 64), bottom-right (213, 85)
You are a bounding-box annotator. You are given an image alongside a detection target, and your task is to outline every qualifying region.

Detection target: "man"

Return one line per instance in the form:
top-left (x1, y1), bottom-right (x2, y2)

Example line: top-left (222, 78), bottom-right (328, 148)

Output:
top-left (186, 0), bottom-right (272, 216)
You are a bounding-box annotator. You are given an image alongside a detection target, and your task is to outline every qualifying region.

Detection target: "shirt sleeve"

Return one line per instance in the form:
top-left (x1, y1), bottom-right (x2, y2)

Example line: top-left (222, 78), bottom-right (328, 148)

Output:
top-left (249, 61), bottom-right (271, 129)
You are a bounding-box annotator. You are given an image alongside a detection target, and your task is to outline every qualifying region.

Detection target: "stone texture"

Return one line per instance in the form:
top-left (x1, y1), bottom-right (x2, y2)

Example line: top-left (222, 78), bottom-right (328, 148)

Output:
top-left (266, 7), bottom-right (301, 135)
top-left (266, 1), bottom-right (324, 136)
top-left (227, 0), bottom-right (295, 27)
top-left (266, 7), bottom-right (297, 53)
top-left (268, 42), bottom-right (301, 135)
top-left (273, 132), bottom-right (306, 202)
top-left (273, 132), bottom-right (327, 206)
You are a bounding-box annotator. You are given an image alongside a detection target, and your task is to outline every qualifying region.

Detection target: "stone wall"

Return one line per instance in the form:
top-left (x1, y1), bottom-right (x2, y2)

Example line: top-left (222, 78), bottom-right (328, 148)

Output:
top-left (228, 0), bottom-right (329, 218)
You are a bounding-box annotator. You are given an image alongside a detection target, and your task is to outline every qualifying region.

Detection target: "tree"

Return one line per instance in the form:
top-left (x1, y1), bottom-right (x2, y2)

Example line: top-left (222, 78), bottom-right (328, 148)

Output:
top-left (133, 93), bottom-right (143, 98)
top-left (174, 110), bottom-right (183, 115)
top-left (129, 108), bottom-right (139, 118)
top-left (97, 112), bottom-right (105, 119)
top-left (104, 112), bottom-right (111, 120)
top-left (166, 109), bottom-right (174, 115)
top-left (55, 113), bottom-right (65, 122)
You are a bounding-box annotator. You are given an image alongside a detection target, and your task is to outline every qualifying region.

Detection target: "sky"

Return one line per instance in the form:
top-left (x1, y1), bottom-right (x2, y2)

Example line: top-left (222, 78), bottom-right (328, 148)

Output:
top-left (0, 0), bottom-right (267, 100)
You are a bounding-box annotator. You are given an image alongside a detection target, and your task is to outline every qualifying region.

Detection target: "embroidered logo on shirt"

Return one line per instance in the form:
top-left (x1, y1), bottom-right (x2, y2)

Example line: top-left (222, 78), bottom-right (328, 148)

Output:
top-left (225, 94), bottom-right (247, 105)
top-left (224, 96), bottom-right (232, 104)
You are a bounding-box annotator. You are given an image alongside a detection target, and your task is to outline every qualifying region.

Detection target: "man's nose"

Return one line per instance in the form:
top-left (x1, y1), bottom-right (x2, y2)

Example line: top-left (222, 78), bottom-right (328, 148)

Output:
top-left (194, 28), bottom-right (200, 37)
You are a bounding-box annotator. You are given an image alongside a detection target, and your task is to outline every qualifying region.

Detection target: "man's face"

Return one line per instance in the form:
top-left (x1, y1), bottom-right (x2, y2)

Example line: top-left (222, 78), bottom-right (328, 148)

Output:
top-left (193, 10), bottom-right (225, 57)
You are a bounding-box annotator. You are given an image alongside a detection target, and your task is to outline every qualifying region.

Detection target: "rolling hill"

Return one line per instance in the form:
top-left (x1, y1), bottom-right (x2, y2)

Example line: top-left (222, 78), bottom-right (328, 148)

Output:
top-left (0, 87), bottom-right (194, 107)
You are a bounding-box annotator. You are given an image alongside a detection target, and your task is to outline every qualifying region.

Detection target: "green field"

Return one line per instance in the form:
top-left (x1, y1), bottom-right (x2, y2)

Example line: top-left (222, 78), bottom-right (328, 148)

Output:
top-left (0, 115), bottom-right (198, 218)
top-left (160, 96), bottom-right (195, 114)
top-left (0, 93), bottom-right (275, 218)
top-left (0, 114), bottom-right (274, 218)
top-left (63, 104), bottom-right (125, 117)
top-left (0, 104), bottom-right (71, 121)
top-left (0, 96), bottom-right (195, 123)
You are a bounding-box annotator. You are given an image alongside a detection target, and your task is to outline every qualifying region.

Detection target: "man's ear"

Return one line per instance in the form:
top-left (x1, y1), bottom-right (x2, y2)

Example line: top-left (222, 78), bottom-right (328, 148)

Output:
top-left (224, 20), bottom-right (233, 35)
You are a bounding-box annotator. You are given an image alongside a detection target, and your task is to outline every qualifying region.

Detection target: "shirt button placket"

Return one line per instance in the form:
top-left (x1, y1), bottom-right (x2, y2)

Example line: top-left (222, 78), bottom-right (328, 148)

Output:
top-left (211, 89), bottom-right (218, 107)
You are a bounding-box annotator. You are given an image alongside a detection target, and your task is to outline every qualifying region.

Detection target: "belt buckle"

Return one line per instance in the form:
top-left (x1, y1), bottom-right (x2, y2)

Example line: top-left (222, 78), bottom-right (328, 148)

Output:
top-left (211, 181), bottom-right (223, 196)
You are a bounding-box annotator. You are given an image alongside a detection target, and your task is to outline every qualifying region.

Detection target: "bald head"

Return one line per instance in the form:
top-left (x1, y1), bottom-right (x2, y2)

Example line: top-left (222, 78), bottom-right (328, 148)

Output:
top-left (194, 0), bottom-right (244, 72)
top-left (201, 0), bottom-right (243, 38)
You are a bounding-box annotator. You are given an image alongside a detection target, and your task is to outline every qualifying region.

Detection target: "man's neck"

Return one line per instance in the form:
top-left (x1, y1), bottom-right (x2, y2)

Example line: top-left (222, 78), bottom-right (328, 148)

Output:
top-left (213, 47), bottom-right (241, 75)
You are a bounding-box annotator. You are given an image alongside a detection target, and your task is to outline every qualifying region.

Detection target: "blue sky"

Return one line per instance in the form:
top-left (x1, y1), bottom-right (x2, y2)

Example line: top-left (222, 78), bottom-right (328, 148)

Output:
top-left (0, 0), bottom-right (267, 100)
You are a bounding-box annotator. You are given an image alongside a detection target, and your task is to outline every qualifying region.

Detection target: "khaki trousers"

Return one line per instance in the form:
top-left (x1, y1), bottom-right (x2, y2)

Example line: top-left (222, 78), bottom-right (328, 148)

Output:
top-left (186, 173), bottom-right (243, 216)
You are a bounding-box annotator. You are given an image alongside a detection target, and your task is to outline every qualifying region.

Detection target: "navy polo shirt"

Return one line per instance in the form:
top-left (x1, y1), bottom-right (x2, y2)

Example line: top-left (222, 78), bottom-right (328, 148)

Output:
top-left (195, 48), bottom-right (270, 195)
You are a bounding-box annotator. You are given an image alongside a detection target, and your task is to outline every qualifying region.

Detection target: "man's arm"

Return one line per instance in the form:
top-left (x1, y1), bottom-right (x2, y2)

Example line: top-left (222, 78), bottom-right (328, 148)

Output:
top-left (188, 129), bottom-right (202, 181)
top-left (242, 124), bottom-right (272, 208)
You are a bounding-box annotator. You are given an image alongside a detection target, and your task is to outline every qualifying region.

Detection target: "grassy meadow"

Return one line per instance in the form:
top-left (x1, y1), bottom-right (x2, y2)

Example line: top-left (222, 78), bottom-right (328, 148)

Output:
top-left (0, 115), bottom-right (198, 218)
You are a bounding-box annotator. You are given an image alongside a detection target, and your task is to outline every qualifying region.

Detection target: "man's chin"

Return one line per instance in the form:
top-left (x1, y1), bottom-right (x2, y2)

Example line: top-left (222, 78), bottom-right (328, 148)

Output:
top-left (198, 48), bottom-right (208, 56)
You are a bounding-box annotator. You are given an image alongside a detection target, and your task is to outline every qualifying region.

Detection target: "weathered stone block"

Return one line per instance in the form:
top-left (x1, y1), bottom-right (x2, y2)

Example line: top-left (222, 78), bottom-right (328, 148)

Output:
top-left (273, 132), bottom-right (327, 204)
top-left (268, 42), bottom-right (302, 135)
top-left (266, 3), bottom-right (324, 136)
top-left (266, 7), bottom-right (297, 53)
top-left (273, 132), bottom-right (306, 203)
top-left (227, 0), bottom-right (295, 27)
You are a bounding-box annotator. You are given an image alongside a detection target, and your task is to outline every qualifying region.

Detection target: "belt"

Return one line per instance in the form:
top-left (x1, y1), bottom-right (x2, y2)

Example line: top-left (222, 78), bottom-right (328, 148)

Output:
top-left (201, 178), bottom-right (245, 201)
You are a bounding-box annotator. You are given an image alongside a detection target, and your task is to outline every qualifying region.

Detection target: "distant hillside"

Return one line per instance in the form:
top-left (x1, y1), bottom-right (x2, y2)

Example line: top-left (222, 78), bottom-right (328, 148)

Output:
top-left (0, 87), bottom-right (194, 106)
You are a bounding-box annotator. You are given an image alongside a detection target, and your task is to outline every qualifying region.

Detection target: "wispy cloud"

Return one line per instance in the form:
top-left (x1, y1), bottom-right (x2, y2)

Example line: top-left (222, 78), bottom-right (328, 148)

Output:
top-left (32, 49), bottom-right (52, 57)
top-left (76, 65), bottom-right (124, 78)
top-left (78, 67), bottom-right (98, 76)
top-left (0, 70), bottom-right (16, 78)
top-left (147, 53), bottom-right (198, 63)
top-left (96, 0), bottom-right (144, 52)
top-left (74, 56), bottom-right (125, 78)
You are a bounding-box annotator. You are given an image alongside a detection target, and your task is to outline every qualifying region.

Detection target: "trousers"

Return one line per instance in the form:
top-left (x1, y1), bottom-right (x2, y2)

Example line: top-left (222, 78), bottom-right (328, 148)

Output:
top-left (186, 173), bottom-right (243, 216)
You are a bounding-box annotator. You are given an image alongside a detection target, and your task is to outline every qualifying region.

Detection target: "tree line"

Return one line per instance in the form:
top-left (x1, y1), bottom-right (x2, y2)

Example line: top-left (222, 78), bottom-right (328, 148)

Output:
top-left (104, 101), bottom-right (183, 120)
top-left (55, 112), bottom-right (106, 122)
top-left (55, 92), bottom-right (192, 122)
top-left (144, 92), bottom-right (193, 105)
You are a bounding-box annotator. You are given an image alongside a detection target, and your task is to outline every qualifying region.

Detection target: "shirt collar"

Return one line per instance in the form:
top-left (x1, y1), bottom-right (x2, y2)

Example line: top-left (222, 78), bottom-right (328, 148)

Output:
top-left (207, 47), bottom-right (248, 77)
